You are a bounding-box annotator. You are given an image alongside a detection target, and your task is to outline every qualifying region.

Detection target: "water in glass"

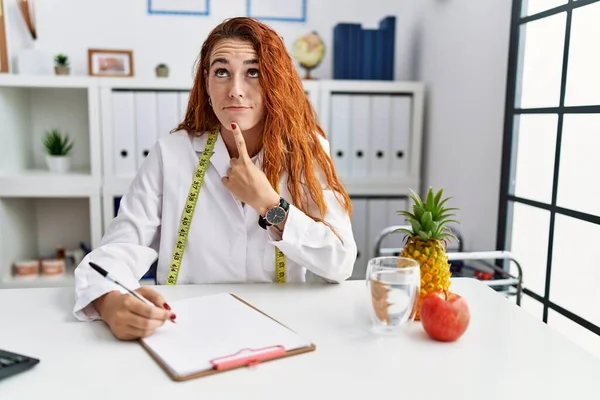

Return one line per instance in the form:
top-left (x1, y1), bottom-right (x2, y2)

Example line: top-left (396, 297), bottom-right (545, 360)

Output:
top-left (367, 257), bottom-right (420, 330)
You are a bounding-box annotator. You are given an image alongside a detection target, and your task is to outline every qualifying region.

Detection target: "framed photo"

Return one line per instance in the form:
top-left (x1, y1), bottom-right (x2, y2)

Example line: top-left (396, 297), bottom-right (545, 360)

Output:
top-left (88, 49), bottom-right (134, 77)
top-left (148, 0), bottom-right (209, 16)
top-left (247, 0), bottom-right (306, 22)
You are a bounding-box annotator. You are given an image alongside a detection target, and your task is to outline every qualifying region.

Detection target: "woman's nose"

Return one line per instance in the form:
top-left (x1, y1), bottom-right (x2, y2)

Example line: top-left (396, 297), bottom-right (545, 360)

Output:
top-left (228, 76), bottom-right (245, 98)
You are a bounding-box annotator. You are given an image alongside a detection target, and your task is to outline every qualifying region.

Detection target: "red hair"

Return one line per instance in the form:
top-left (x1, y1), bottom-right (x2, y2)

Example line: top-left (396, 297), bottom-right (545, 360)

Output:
top-left (175, 17), bottom-right (352, 223)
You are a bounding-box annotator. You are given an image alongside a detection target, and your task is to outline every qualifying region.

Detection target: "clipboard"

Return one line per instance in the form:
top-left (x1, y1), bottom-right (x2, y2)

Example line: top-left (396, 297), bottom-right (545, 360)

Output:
top-left (139, 293), bottom-right (316, 382)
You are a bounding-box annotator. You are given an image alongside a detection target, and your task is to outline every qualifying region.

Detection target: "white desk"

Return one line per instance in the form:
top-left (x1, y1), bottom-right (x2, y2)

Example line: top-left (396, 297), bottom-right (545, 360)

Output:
top-left (1, 278), bottom-right (599, 399)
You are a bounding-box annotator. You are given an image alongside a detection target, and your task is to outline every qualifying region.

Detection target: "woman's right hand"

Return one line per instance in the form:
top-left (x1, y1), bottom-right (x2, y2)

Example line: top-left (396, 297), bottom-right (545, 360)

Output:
top-left (93, 286), bottom-right (176, 341)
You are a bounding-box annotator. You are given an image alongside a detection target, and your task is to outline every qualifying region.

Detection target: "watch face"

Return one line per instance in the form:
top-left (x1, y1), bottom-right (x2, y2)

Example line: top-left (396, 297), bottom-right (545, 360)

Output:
top-left (266, 206), bottom-right (286, 225)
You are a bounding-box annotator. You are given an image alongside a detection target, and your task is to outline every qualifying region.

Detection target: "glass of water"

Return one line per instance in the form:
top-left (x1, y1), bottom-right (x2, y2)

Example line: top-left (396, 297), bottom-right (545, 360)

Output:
top-left (366, 256), bottom-right (420, 332)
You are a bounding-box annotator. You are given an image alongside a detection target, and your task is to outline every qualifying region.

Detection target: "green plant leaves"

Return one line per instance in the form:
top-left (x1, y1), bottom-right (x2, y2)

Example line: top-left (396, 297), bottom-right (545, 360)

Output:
top-left (43, 129), bottom-right (73, 156)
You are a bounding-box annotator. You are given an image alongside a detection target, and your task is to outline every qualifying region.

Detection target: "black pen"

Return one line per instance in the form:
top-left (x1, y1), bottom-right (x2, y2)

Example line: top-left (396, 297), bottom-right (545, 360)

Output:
top-left (89, 262), bottom-right (175, 323)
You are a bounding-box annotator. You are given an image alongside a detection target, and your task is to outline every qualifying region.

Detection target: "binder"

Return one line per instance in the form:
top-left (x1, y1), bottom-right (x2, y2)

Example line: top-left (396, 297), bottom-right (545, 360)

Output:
top-left (361, 29), bottom-right (376, 80)
top-left (139, 292), bottom-right (315, 382)
top-left (329, 94), bottom-right (351, 178)
top-left (390, 96), bottom-right (412, 176)
top-left (350, 95), bottom-right (370, 178)
top-left (379, 16), bottom-right (396, 80)
top-left (367, 199), bottom-right (389, 261)
top-left (157, 91), bottom-right (180, 137)
top-left (112, 91), bottom-right (137, 176)
top-left (178, 91), bottom-right (190, 122)
top-left (134, 91), bottom-right (158, 169)
top-left (369, 95), bottom-right (392, 178)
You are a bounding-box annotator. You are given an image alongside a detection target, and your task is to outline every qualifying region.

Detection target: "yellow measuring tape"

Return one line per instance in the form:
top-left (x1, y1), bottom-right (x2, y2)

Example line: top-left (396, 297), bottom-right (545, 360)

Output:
top-left (166, 125), bottom-right (286, 285)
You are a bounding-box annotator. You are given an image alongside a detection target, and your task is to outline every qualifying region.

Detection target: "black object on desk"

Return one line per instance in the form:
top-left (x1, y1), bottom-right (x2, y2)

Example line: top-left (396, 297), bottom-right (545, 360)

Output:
top-left (0, 349), bottom-right (39, 380)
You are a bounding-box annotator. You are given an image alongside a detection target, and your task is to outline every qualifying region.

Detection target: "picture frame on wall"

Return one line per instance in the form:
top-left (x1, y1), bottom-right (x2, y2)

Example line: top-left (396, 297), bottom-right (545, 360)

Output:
top-left (0, 0), bottom-right (9, 73)
top-left (247, 0), bottom-right (307, 22)
top-left (148, 0), bottom-right (210, 16)
top-left (88, 49), bottom-right (134, 77)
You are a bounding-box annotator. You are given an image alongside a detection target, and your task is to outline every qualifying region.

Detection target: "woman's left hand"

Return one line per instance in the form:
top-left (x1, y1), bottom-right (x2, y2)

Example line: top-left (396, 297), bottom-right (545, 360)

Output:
top-left (222, 123), bottom-right (280, 215)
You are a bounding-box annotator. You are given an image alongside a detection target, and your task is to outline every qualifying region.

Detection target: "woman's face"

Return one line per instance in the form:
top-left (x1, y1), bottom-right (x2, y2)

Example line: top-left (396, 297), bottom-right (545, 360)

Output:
top-left (205, 38), bottom-right (265, 133)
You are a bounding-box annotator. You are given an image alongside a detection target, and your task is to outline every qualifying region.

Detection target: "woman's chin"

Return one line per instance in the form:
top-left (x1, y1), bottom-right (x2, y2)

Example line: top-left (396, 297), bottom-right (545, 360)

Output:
top-left (222, 119), bottom-right (261, 132)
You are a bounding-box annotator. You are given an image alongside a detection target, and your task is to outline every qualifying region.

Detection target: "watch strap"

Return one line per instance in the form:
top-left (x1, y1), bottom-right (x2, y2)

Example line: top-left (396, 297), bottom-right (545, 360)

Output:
top-left (258, 214), bottom-right (269, 229)
top-left (258, 198), bottom-right (289, 229)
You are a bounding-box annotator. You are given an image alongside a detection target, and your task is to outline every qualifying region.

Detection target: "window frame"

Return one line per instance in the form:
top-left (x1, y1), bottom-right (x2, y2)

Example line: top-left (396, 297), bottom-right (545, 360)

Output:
top-left (497, 0), bottom-right (600, 336)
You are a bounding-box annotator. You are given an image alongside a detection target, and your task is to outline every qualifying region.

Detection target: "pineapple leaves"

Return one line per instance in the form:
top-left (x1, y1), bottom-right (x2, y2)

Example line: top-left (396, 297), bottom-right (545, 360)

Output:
top-left (414, 205), bottom-right (425, 220)
top-left (396, 210), bottom-right (415, 219)
top-left (434, 188), bottom-right (443, 205)
top-left (394, 228), bottom-right (414, 238)
top-left (403, 187), bottom-right (461, 243)
top-left (430, 221), bottom-right (440, 235)
top-left (438, 218), bottom-right (461, 226)
top-left (421, 211), bottom-right (433, 231)
top-left (425, 189), bottom-right (434, 211)
top-left (408, 189), bottom-right (423, 209)
top-left (410, 220), bottom-right (423, 234)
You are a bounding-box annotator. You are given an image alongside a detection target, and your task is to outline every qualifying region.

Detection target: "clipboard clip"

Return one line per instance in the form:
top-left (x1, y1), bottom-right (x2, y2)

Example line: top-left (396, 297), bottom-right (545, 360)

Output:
top-left (210, 346), bottom-right (286, 371)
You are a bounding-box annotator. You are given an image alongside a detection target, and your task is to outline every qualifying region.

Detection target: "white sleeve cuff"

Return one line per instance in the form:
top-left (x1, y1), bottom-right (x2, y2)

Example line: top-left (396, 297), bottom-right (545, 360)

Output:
top-left (73, 281), bottom-right (126, 321)
top-left (266, 204), bottom-right (356, 283)
top-left (267, 204), bottom-right (309, 245)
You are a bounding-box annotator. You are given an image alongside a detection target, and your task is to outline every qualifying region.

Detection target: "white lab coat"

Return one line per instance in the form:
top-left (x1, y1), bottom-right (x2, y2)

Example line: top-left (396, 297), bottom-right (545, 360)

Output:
top-left (73, 130), bottom-right (357, 321)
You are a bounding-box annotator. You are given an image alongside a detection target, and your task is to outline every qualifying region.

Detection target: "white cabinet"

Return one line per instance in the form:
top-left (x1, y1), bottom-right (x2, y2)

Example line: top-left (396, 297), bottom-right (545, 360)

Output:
top-left (319, 80), bottom-right (424, 196)
top-left (0, 75), bottom-right (424, 288)
top-left (0, 75), bottom-right (102, 288)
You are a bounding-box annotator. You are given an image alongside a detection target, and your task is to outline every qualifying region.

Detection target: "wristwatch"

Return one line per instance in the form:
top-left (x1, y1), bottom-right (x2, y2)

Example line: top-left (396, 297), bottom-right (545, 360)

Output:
top-left (258, 198), bottom-right (289, 229)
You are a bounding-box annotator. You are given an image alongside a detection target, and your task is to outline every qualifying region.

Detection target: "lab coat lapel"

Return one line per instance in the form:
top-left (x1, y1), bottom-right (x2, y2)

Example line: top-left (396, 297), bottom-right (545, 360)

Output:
top-left (192, 131), bottom-right (246, 217)
top-left (191, 132), bottom-right (230, 179)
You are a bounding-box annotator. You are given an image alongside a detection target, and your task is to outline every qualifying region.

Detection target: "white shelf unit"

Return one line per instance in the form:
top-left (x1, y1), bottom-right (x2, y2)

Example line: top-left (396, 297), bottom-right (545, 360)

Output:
top-left (99, 78), bottom-right (193, 229)
top-left (319, 80), bottom-right (424, 196)
top-left (99, 79), bottom-right (323, 229)
top-left (0, 75), bottom-right (424, 288)
top-left (317, 80), bottom-right (424, 278)
top-left (0, 75), bottom-right (103, 288)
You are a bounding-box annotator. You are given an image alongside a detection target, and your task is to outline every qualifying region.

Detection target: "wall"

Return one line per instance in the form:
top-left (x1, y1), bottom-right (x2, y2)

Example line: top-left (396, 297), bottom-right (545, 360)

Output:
top-left (415, 0), bottom-right (512, 251)
top-left (4, 0), bottom-right (513, 252)
top-left (4, 0), bottom-right (421, 81)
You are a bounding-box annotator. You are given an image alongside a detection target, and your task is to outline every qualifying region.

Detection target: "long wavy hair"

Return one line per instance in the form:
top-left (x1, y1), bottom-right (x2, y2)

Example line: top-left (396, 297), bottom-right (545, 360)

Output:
top-left (174, 17), bottom-right (352, 223)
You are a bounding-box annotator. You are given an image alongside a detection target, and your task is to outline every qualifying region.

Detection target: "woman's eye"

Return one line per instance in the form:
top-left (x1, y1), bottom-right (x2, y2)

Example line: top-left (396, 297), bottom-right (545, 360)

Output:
top-left (248, 69), bottom-right (259, 78)
top-left (215, 68), bottom-right (229, 77)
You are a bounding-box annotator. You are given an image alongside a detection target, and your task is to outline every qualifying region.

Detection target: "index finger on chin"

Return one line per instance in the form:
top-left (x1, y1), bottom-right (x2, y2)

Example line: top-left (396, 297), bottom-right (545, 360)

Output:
top-left (230, 122), bottom-right (250, 161)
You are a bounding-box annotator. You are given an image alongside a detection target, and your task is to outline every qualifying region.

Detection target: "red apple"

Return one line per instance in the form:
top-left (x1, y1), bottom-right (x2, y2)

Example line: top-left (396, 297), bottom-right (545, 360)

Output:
top-left (420, 291), bottom-right (470, 342)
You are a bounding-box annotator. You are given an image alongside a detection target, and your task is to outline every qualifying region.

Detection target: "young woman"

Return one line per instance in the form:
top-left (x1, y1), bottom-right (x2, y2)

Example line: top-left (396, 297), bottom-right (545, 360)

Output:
top-left (73, 17), bottom-right (357, 340)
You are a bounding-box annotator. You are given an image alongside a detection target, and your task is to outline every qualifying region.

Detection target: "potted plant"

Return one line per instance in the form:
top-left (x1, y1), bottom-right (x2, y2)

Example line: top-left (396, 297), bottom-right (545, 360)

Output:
top-left (42, 129), bottom-right (74, 173)
top-left (54, 53), bottom-right (70, 75)
top-left (155, 63), bottom-right (169, 77)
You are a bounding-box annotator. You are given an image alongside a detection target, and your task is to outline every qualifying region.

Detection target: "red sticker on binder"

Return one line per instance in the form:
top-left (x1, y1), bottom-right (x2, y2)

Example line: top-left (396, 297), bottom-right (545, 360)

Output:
top-left (210, 346), bottom-right (286, 371)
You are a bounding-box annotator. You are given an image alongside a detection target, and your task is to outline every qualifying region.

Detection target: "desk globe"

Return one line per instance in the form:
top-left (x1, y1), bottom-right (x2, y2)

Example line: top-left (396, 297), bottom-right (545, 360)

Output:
top-left (292, 31), bottom-right (325, 80)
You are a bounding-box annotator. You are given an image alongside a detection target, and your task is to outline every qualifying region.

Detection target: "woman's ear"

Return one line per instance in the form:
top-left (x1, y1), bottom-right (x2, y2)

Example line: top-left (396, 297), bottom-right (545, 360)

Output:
top-left (204, 69), bottom-right (209, 91)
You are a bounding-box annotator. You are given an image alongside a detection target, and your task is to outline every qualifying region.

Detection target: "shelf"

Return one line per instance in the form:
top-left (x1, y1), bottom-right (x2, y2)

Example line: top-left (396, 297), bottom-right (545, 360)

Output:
top-left (104, 177), bottom-right (418, 198)
top-left (343, 177), bottom-right (420, 196)
top-left (0, 170), bottom-right (100, 197)
top-left (319, 80), bottom-right (425, 94)
top-left (103, 177), bottom-right (134, 197)
top-left (0, 272), bottom-right (75, 289)
top-left (98, 77), bottom-right (193, 91)
top-left (0, 74), bottom-right (96, 89)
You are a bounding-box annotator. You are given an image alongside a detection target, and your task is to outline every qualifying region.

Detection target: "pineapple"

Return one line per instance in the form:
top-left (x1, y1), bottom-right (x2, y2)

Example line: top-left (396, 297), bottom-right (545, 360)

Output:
top-left (397, 187), bottom-right (459, 321)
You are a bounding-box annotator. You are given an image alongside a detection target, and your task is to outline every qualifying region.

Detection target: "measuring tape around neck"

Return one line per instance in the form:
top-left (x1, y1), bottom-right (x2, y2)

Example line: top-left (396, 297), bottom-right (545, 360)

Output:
top-left (166, 126), bottom-right (286, 285)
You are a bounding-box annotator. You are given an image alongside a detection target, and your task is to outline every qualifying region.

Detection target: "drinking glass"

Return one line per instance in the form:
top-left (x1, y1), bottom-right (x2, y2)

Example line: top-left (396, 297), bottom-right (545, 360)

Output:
top-left (366, 256), bottom-right (420, 332)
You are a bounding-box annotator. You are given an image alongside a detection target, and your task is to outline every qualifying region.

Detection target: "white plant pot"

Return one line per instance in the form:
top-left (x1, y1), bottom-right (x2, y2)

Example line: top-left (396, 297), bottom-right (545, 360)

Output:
top-left (45, 156), bottom-right (71, 173)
